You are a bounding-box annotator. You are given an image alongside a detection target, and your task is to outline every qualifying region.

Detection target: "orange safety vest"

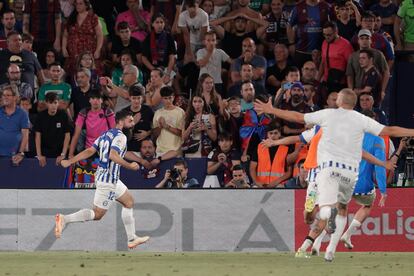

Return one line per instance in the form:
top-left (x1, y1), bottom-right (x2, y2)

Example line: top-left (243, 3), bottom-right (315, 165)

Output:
top-left (256, 143), bottom-right (289, 185)
top-left (293, 143), bottom-right (309, 177)
top-left (303, 129), bottom-right (322, 170)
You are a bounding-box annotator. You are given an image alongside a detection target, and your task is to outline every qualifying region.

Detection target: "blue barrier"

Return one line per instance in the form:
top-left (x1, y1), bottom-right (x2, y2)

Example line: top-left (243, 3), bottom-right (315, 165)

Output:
top-left (0, 158), bottom-right (207, 189)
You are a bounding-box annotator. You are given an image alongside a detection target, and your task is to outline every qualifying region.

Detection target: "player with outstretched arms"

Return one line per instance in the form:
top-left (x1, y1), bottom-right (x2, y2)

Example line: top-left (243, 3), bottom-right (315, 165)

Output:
top-left (58, 109), bottom-right (150, 249)
top-left (255, 88), bottom-right (414, 261)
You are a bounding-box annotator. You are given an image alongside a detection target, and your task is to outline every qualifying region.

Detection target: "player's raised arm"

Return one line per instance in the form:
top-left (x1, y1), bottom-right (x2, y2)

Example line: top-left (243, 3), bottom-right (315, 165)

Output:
top-left (109, 149), bottom-right (139, 171)
top-left (254, 99), bottom-right (305, 124)
top-left (379, 126), bottom-right (414, 138)
top-left (61, 147), bottom-right (97, 168)
top-left (261, 135), bottom-right (301, 148)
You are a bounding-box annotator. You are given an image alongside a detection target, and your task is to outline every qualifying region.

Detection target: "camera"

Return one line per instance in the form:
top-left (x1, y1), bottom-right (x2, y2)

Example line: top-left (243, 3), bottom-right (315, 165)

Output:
top-left (169, 168), bottom-right (181, 180)
top-left (406, 137), bottom-right (414, 152)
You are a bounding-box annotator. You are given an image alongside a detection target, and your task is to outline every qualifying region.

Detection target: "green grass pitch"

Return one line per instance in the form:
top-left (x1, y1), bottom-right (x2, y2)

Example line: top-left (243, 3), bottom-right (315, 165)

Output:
top-left (0, 252), bottom-right (413, 276)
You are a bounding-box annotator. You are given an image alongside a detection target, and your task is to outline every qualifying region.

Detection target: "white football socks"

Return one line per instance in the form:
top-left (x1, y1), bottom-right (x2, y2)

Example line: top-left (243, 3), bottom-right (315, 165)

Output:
top-left (121, 207), bottom-right (136, 241)
top-left (343, 219), bottom-right (362, 239)
top-left (326, 215), bottom-right (347, 254)
top-left (64, 209), bottom-right (95, 224)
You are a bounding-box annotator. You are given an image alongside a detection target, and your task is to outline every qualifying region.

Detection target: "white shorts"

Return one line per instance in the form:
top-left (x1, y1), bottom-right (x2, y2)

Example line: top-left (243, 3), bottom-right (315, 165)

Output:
top-left (316, 167), bottom-right (358, 206)
top-left (93, 180), bottom-right (128, 210)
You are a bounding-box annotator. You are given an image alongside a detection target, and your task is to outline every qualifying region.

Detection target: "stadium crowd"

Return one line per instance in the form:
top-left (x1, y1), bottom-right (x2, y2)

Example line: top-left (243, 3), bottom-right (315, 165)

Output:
top-left (0, 0), bottom-right (412, 188)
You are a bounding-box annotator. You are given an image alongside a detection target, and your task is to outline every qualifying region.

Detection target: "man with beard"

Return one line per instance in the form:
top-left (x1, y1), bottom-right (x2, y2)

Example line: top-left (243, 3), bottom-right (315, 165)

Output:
top-left (227, 63), bottom-right (267, 98)
top-left (280, 81), bottom-right (311, 135)
top-left (224, 0), bottom-right (263, 33)
top-left (125, 138), bottom-right (178, 179)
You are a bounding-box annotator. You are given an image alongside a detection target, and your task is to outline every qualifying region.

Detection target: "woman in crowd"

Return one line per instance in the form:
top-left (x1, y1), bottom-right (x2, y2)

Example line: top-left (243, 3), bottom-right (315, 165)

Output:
top-left (182, 94), bottom-right (217, 158)
top-left (145, 68), bottom-right (166, 111)
top-left (196, 73), bottom-right (224, 117)
top-left (62, 0), bottom-right (103, 76)
top-left (72, 51), bottom-right (100, 89)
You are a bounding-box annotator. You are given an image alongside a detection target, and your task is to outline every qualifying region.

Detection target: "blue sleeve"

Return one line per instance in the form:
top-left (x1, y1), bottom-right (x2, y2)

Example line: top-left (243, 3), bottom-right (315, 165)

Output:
top-left (288, 7), bottom-right (298, 26)
top-left (299, 134), bottom-right (307, 144)
top-left (374, 138), bottom-right (387, 194)
top-left (384, 38), bottom-right (394, 60)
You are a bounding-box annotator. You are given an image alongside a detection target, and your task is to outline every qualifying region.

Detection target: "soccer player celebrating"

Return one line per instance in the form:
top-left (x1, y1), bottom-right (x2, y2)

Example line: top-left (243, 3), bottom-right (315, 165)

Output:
top-left (255, 88), bottom-right (414, 261)
top-left (59, 110), bottom-right (150, 249)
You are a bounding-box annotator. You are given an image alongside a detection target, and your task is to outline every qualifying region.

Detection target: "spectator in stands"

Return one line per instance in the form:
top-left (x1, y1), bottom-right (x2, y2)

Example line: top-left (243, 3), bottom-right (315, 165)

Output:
top-left (279, 81), bottom-right (311, 135)
top-left (207, 132), bottom-right (241, 187)
top-left (150, 0), bottom-right (182, 34)
top-left (23, 0), bottom-right (61, 59)
top-left (395, 0), bottom-right (414, 51)
top-left (68, 90), bottom-right (115, 158)
top-left (231, 38), bottom-right (267, 86)
top-left (346, 29), bottom-right (389, 98)
top-left (155, 159), bottom-right (200, 188)
top-left (264, 0), bottom-right (290, 56)
top-left (219, 96), bottom-right (244, 150)
top-left (21, 32), bottom-right (34, 54)
top-left (224, 0), bottom-right (262, 33)
top-left (303, 82), bottom-right (319, 112)
top-left (200, 0), bottom-right (216, 20)
top-left (125, 138), bottom-right (178, 177)
top-left (111, 50), bottom-right (143, 88)
top-left (225, 164), bottom-right (250, 188)
top-left (152, 86), bottom-right (185, 155)
top-left (0, 64), bottom-right (33, 104)
top-left (72, 51), bottom-right (100, 90)
top-left (62, 0), bottom-right (103, 75)
top-left (351, 11), bottom-right (394, 68)
top-left (111, 21), bottom-right (142, 64)
top-left (335, 0), bottom-right (361, 42)
top-left (354, 49), bottom-right (382, 107)
top-left (325, 91), bottom-right (338, 109)
top-left (115, 0), bottom-right (150, 43)
top-left (141, 13), bottom-right (177, 83)
top-left (40, 48), bottom-right (65, 83)
top-left (0, 31), bottom-right (43, 91)
top-left (285, 159), bottom-right (308, 188)
top-left (145, 68), bottom-right (165, 111)
top-left (211, 13), bottom-right (266, 59)
top-left (0, 10), bottom-right (22, 50)
top-left (357, 92), bottom-right (388, 125)
top-left (370, 0), bottom-right (398, 39)
top-left (196, 73), bottom-right (224, 116)
top-left (273, 66), bottom-right (300, 106)
top-left (104, 64), bottom-right (139, 112)
top-left (287, 0), bottom-right (332, 67)
top-left (178, 0), bottom-right (209, 63)
top-left (122, 84), bottom-right (154, 152)
top-left (69, 68), bottom-right (94, 120)
top-left (228, 63), bottom-right (267, 98)
top-left (318, 21), bottom-right (353, 93)
top-left (0, 85), bottom-right (29, 165)
top-left (34, 92), bottom-right (70, 167)
top-left (266, 44), bottom-right (291, 93)
top-left (182, 94), bottom-right (217, 157)
top-left (37, 62), bottom-right (71, 112)
top-left (196, 31), bottom-right (231, 95)
top-left (249, 120), bottom-right (294, 188)
top-left (19, 96), bottom-right (36, 157)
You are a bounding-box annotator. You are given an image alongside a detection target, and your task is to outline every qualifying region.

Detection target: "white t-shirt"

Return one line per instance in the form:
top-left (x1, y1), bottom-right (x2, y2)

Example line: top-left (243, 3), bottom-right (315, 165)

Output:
top-left (197, 48), bottom-right (230, 84)
top-left (178, 9), bottom-right (209, 47)
top-left (304, 108), bottom-right (385, 168)
top-left (153, 106), bottom-right (185, 154)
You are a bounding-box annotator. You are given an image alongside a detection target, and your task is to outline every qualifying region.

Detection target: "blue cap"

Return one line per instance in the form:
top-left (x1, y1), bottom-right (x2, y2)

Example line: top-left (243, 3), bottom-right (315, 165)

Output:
top-left (290, 81), bottom-right (304, 92)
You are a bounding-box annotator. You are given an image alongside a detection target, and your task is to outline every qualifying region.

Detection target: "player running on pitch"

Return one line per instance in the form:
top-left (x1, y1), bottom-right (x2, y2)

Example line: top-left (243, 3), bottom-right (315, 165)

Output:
top-left (255, 88), bottom-right (414, 261)
top-left (59, 109), bottom-right (150, 249)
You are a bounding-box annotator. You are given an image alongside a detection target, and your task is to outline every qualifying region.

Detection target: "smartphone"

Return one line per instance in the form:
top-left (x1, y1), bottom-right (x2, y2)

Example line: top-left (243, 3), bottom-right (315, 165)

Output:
top-left (99, 77), bottom-right (108, 86)
top-left (282, 82), bottom-right (292, 90)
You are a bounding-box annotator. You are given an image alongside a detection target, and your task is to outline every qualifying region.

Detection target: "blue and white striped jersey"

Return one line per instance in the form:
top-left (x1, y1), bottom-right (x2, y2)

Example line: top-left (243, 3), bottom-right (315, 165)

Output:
top-left (92, 128), bottom-right (127, 185)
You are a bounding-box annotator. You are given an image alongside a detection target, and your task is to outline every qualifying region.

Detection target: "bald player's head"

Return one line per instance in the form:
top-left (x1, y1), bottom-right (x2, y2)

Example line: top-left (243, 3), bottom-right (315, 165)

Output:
top-left (337, 88), bottom-right (357, 108)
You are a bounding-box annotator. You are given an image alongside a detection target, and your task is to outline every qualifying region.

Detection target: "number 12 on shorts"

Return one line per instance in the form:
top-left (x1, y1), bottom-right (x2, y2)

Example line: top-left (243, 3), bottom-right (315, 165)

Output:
top-left (107, 191), bottom-right (115, 201)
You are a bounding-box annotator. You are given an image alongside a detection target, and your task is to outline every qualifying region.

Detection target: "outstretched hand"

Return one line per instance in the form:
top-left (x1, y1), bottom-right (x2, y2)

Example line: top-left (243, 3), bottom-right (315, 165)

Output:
top-left (254, 98), bottom-right (273, 115)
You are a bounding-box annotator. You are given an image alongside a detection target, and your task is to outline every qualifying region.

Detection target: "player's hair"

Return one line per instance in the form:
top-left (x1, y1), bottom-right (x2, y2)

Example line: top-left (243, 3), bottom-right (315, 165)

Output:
top-left (45, 92), bottom-right (58, 103)
top-left (115, 109), bottom-right (133, 123)
top-left (160, 86), bottom-right (175, 97)
top-left (339, 88), bottom-right (357, 108)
